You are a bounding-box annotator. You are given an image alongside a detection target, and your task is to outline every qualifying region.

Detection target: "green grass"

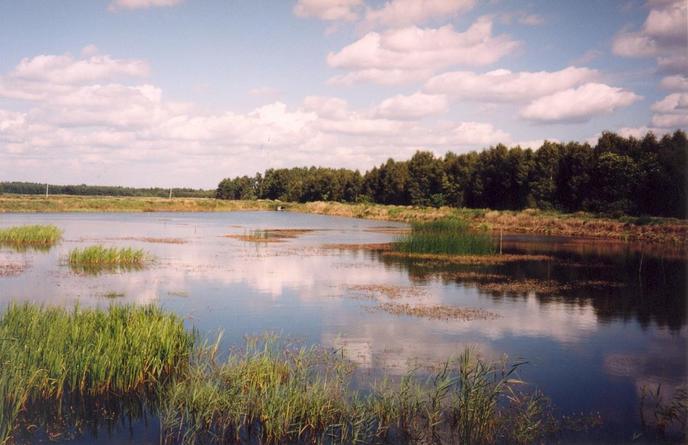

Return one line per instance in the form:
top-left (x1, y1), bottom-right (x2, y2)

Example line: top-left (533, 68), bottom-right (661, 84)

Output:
top-left (0, 225), bottom-right (62, 250)
top-left (394, 217), bottom-right (497, 256)
top-left (68, 245), bottom-right (148, 271)
top-left (0, 304), bottom-right (561, 444)
top-left (0, 304), bottom-right (193, 442)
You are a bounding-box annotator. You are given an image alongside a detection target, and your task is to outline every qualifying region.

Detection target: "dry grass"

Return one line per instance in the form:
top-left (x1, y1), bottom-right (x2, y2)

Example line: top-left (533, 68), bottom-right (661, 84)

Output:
top-left (371, 303), bottom-right (500, 321)
top-left (2, 195), bottom-right (686, 244)
top-left (225, 228), bottom-right (315, 243)
top-left (348, 284), bottom-right (427, 300)
top-left (476, 279), bottom-right (572, 295)
top-left (0, 262), bottom-right (26, 277)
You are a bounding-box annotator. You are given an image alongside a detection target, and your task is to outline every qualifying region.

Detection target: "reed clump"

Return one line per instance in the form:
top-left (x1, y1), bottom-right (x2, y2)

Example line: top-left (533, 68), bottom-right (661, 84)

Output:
top-left (0, 304), bottom-right (193, 442)
top-left (0, 305), bottom-right (561, 444)
top-left (394, 217), bottom-right (496, 256)
top-left (159, 338), bottom-right (554, 445)
top-left (0, 225), bottom-right (62, 250)
top-left (68, 245), bottom-right (147, 271)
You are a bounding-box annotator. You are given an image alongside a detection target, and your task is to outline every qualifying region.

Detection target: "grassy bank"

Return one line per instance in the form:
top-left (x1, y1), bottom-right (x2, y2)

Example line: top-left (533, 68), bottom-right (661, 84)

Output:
top-left (0, 304), bottom-right (562, 444)
top-left (1, 194), bottom-right (686, 244)
top-left (0, 225), bottom-right (62, 250)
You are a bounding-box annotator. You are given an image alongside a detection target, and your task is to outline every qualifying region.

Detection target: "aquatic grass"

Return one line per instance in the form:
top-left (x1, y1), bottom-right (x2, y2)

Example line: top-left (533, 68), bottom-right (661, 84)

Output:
top-left (394, 217), bottom-right (497, 256)
top-left (0, 225), bottom-right (62, 250)
top-left (0, 304), bottom-right (193, 443)
top-left (159, 338), bottom-right (554, 445)
top-left (68, 245), bottom-right (148, 271)
top-left (0, 306), bottom-right (565, 444)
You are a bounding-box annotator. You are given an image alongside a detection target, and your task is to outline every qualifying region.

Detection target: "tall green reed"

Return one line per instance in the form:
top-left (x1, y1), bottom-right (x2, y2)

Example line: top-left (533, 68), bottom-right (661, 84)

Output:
top-left (394, 217), bottom-right (496, 256)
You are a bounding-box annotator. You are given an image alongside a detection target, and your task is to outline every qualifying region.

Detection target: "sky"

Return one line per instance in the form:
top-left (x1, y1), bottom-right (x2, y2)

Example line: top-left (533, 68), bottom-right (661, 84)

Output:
top-left (0, 0), bottom-right (686, 188)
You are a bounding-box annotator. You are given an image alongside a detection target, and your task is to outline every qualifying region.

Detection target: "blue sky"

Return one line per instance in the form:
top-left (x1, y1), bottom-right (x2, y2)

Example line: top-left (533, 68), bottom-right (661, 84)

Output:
top-left (0, 0), bottom-right (686, 187)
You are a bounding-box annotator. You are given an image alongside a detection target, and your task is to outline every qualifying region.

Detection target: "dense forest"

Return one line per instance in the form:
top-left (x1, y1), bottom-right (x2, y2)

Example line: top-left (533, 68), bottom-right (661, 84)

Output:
top-left (0, 182), bottom-right (213, 198)
top-left (217, 130), bottom-right (688, 218)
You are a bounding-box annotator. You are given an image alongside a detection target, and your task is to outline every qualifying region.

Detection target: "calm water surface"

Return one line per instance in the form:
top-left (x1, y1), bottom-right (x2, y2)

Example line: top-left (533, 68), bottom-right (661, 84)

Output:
top-left (0, 212), bottom-right (685, 443)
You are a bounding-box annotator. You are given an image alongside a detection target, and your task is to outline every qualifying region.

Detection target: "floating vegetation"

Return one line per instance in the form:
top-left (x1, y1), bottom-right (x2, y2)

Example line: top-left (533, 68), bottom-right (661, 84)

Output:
top-left (371, 302), bottom-right (501, 321)
top-left (167, 290), bottom-right (189, 297)
top-left (0, 262), bottom-right (27, 277)
top-left (0, 304), bottom-right (193, 442)
top-left (348, 284), bottom-right (428, 300)
top-left (476, 279), bottom-right (572, 295)
top-left (382, 251), bottom-right (552, 265)
top-left (0, 225), bottom-right (62, 250)
top-left (225, 228), bottom-right (315, 243)
top-left (114, 237), bottom-right (187, 244)
top-left (68, 245), bottom-right (148, 273)
top-left (394, 218), bottom-right (497, 256)
top-left (101, 291), bottom-right (125, 298)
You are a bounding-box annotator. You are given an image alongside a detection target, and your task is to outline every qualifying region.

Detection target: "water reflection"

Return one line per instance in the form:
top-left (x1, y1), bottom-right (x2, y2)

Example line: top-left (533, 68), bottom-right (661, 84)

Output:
top-left (0, 212), bottom-right (685, 442)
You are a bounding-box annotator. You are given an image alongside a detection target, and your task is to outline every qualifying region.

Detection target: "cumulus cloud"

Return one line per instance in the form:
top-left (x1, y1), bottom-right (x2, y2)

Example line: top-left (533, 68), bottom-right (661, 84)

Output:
top-left (424, 66), bottom-right (597, 102)
top-left (0, 49), bottom-right (512, 187)
top-left (520, 83), bottom-right (641, 123)
top-left (363, 0), bottom-right (475, 28)
top-left (612, 0), bottom-right (686, 68)
top-left (327, 17), bottom-right (519, 85)
top-left (293, 0), bottom-right (363, 21)
top-left (108, 0), bottom-right (183, 11)
top-left (660, 74), bottom-right (688, 91)
top-left (373, 92), bottom-right (448, 119)
top-left (650, 92), bottom-right (688, 128)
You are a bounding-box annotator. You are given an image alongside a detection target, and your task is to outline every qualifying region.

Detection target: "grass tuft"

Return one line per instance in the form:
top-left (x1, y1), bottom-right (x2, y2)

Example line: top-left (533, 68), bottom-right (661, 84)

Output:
top-left (68, 245), bottom-right (148, 272)
top-left (394, 217), bottom-right (496, 256)
top-left (0, 225), bottom-right (62, 250)
top-left (0, 304), bottom-right (193, 441)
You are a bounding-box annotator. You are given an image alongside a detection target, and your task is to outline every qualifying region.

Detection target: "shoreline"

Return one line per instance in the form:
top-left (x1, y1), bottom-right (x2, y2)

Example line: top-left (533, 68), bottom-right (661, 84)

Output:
top-left (1, 194), bottom-right (686, 246)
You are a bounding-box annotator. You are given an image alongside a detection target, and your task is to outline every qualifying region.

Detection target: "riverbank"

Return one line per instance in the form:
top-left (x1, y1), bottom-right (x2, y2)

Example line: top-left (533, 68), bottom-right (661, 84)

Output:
top-left (1, 194), bottom-right (686, 245)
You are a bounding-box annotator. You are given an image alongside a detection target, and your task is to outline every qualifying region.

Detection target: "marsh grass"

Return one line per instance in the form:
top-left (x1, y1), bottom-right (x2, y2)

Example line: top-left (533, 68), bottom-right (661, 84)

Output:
top-left (0, 306), bottom-right (566, 444)
top-left (0, 225), bottom-right (62, 250)
top-left (394, 218), bottom-right (497, 256)
top-left (68, 245), bottom-right (148, 273)
top-left (0, 304), bottom-right (193, 443)
top-left (159, 338), bottom-right (555, 445)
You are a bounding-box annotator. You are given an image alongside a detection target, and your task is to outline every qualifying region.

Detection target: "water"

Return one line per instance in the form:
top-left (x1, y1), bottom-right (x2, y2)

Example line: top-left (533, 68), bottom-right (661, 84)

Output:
top-left (1, 212), bottom-right (686, 443)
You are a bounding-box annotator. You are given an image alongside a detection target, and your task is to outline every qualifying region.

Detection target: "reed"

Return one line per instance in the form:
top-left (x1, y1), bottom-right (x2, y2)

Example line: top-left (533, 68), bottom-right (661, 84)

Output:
top-left (0, 304), bottom-right (193, 443)
top-left (0, 225), bottom-right (62, 250)
top-left (394, 217), bottom-right (497, 256)
top-left (0, 306), bottom-right (559, 444)
top-left (68, 245), bottom-right (147, 270)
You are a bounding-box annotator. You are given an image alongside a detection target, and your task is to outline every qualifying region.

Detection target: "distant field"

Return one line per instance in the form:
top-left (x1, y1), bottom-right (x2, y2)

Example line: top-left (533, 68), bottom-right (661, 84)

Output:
top-left (1, 194), bottom-right (686, 245)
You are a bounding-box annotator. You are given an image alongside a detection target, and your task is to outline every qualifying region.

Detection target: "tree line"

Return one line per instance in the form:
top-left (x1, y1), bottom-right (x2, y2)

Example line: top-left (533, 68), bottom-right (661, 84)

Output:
top-left (0, 182), bottom-right (214, 198)
top-left (217, 130), bottom-right (687, 218)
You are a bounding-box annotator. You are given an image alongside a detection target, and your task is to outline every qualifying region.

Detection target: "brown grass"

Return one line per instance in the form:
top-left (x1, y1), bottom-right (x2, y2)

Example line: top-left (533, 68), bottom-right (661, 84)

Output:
top-left (348, 284), bottom-right (427, 300)
top-left (371, 303), bottom-right (500, 321)
top-left (381, 251), bottom-right (553, 264)
top-left (0, 262), bottom-right (26, 277)
top-left (225, 229), bottom-right (315, 243)
top-left (2, 195), bottom-right (686, 245)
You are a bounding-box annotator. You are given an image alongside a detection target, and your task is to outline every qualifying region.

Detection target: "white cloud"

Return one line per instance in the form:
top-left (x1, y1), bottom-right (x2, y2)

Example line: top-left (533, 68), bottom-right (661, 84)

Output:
top-left (650, 93), bottom-right (688, 128)
top-left (612, 0), bottom-right (686, 65)
top-left (373, 92), bottom-right (448, 119)
top-left (498, 11), bottom-right (544, 26)
top-left (424, 66), bottom-right (598, 102)
top-left (363, 0), bottom-right (475, 28)
top-left (293, 0), bottom-right (363, 21)
top-left (651, 92), bottom-right (688, 113)
top-left (327, 17), bottom-right (519, 85)
top-left (660, 74), bottom-right (688, 91)
top-left (520, 83), bottom-right (641, 123)
top-left (0, 49), bottom-right (513, 187)
top-left (6, 53), bottom-right (149, 85)
top-left (108, 0), bottom-right (182, 11)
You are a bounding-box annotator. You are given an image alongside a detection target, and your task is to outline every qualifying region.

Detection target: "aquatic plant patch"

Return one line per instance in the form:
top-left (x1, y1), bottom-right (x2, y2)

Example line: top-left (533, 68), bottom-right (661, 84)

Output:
top-left (0, 225), bottom-right (62, 250)
top-left (68, 245), bottom-right (148, 272)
